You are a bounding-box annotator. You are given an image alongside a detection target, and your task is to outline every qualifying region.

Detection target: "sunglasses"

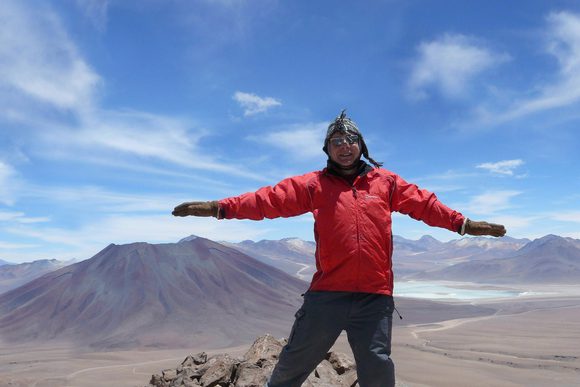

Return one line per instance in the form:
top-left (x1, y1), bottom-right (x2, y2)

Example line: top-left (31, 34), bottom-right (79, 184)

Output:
top-left (329, 134), bottom-right (359, 147)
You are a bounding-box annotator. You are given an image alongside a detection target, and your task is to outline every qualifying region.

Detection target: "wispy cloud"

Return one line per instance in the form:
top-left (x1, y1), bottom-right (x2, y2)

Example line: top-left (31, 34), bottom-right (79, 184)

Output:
top-left (549, 211), bottom-right (580, 223)
top-left (233, 91), bottom-right (282, 116)
top-left (487, 214), bottom-right (540, 230)
top-left (0, 161), bottom-right (19, 205)
top-left (462, 190), bottom-right (522, 215)
top-left (0, 242), bottom-right (39, 250)
top-left (0, 0), bottom-right (100, 113)
top-left (249, 122), bottom-right (327, 159)
top-left (409, 34), bottom-right (508, 99)
top-left (4, 214), bottom-right (275, 261)
top-left (477, 11), bottom-right (580, 124)
top-left (0, 1), bottom-right (270, 183)
top-left (0, 211), bottom-right (50, 224)
top-left (476, 159), bottom-right (524, 176)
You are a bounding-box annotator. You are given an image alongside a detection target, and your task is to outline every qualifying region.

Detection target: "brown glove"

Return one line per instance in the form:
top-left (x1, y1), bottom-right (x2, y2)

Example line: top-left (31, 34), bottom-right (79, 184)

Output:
top-left (463, 219), bottom-right (506, 237)
top-left (172, 201), bottom-right (219, 217)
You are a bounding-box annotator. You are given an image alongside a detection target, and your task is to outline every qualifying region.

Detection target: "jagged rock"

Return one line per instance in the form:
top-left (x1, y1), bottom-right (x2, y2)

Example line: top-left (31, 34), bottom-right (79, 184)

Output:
top-left (150, 374), bottom-right (169, 387)
top-left (243, 334), bottom-right (284, 364)
top-left (180, 367), bottom-right (201, 380)
top-left (234, 361), bottom-right (276, 387)
top-left (182, 352), bottom-right (208, 368)
top-left (194, 352), bottom-right (209, 365)
top-left (199, 354), bottom-right (238, 387)
top-left (327, 351), bottom-right (355, 375)
top-left (148, 335), bottom-right (359, 387)
top-left (340, 369), bottom-right (358, 387)
top-left (163, 369), bottom-right (178, 382)
top-left (314, 360), bottom-right (341, 382)
top-left (170, 375), bottom-right (184, 387)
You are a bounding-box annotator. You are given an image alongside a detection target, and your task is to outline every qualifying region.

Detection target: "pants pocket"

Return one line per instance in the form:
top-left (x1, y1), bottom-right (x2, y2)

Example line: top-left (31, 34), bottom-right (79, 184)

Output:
top-left (288, 308), bottom-right (305, 345)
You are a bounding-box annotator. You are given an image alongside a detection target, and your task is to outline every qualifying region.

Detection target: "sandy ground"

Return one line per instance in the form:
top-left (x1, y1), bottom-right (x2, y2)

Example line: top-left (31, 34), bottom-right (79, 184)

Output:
top-left (1, 286), bottom-right (580, 387)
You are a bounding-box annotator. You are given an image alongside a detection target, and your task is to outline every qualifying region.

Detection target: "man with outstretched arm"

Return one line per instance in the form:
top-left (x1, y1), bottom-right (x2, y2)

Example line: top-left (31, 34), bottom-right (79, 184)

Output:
top-left (172, 110), bottom-right (506, 387)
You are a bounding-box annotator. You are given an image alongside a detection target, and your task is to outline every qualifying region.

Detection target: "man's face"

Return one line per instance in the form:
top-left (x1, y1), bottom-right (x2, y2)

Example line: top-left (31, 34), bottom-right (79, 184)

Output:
top-left (328, 133), bottom-right (361, 168)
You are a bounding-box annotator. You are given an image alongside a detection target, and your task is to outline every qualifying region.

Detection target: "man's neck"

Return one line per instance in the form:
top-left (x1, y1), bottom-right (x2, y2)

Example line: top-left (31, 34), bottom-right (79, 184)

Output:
top-left (327, 159), bottom-right (368, 182)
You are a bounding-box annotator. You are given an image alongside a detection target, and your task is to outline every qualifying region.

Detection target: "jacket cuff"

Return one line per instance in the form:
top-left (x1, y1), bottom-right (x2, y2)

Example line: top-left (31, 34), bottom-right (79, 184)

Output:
top-left (458, 217), bottom-right (469, 235)
top-left (217, 200), bottom-right (227, 219)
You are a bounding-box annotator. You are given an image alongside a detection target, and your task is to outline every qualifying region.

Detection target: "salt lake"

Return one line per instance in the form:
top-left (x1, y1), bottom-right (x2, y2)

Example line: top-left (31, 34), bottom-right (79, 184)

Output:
top-left (395, 281), bottom-right (531, 300)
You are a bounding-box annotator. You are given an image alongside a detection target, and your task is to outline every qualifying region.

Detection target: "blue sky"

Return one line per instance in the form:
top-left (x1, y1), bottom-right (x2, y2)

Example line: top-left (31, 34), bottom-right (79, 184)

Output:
top-left (1, 0), bottom-right (580, 263)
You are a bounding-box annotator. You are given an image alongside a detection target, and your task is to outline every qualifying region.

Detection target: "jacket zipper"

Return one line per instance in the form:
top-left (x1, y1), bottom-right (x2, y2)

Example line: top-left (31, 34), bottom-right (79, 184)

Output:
top-left (351, 179), bottom-right (362, 292)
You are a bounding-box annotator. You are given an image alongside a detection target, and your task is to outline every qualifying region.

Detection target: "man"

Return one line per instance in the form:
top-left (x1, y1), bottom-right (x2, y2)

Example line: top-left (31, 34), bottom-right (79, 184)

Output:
top-left (173, 110), bottom-right (506, 387)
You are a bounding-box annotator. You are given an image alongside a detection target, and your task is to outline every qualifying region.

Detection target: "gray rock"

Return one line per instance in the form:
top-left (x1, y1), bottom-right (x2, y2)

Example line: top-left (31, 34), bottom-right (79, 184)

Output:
top-left (163, 369), bottom-right (178, 382)
top-left (181, 352), bottom-right (209, 368)
top-left (194, 352), bottom-right (209, 365)
top-left (199, 354), bottom-right (237, 387)
top-left (149, 335), bottom-right (358, 387)
top-left (243, 334), bottom-right (283, 364)
top-left (327, 351), bottom-right (355, 375)
top-left (170, 375), bottom-right (184, 386)
top-left (313, 360), bottom-right (342, 385)
top-left (150, 374), bottom-right (169, 387)
top-left (234, 361), bottom-right (276, 387)
top-left (340, 369), bottom-right (358, 387)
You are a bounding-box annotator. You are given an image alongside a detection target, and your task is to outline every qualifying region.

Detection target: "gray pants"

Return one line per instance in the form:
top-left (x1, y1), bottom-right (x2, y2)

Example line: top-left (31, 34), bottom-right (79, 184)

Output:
top-left (268, 291), bottom-right (395, 387)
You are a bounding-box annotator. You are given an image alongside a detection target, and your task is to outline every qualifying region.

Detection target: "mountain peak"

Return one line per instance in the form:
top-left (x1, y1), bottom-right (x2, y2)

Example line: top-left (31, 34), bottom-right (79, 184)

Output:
top-left (178, 234), bottom-right (201, 243)
top-left (517, 234), bottom-right (577, 254)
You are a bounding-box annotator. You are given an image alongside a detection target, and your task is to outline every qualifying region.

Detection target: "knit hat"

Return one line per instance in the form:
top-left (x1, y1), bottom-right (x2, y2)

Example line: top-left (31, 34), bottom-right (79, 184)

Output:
top-left (323, 109), bottom-right (383, 168)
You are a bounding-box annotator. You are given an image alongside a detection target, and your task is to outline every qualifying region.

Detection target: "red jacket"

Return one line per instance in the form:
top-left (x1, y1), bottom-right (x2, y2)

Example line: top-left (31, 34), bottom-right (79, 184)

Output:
top-left (219, 165), bottom-right (465, 296)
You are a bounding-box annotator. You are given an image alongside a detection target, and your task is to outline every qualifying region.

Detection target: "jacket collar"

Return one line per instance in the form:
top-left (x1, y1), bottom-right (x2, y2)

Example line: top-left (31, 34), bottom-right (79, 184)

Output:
top-left (324, 160), bottom-right (374, 181)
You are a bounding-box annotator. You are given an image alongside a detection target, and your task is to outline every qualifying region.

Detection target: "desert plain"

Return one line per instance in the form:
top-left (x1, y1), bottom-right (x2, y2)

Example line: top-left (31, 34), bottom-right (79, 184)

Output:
top-left (1, 284), bottom-right (579, 387)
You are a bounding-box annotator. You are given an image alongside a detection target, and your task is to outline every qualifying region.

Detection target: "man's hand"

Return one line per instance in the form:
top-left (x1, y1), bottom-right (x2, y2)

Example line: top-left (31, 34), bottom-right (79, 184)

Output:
top-left (464, 219), bottom-right (506, 237)
top-left (172, 201), bottom-right (219, 217)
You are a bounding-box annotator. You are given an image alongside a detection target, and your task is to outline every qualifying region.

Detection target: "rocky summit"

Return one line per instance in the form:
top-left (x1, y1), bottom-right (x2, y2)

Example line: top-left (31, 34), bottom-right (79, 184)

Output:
top-left (148, 334), bottom-right (358, 387)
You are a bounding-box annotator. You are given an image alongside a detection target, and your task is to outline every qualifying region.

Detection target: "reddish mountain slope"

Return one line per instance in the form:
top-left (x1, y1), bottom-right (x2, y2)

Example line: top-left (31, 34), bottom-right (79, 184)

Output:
top-left (0, 238), bottom-right (308, 349)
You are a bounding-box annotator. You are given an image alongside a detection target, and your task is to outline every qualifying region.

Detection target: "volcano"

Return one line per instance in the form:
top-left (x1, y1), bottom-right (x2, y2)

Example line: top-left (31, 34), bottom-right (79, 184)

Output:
top-left (0, 237), bottom-right (308, 349)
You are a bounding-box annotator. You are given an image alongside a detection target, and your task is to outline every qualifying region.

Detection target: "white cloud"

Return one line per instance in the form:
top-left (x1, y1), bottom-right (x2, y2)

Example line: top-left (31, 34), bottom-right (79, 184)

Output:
top-left (5, 214), bottom-right (275, 261)
top-left (0, 2), bottom-right (272, 184)
top-left (0, 1), bottom-right (100, 113)
top-left (23, 185), bottom-right (185, 214)
top-left (0, 242), bottom-right (38, 250)
top-left (233, 91), bottom-right (282, 116)
top-left (409, 34), bottom-right (508, 99)
top-left (478, 11), bottom-right (580, 124)
top-left (0, 161), bottom-right (19, 205)
top-left (463, 190), bottom-right (522, 215)
top-left (0, 211), bottom-right (50, 224)
top-left (476, 159), bottom-right (524, 176)
top-left (250, 122), bottom-right (327, 159)
top-left (29, 109), bottom-right (271, 182)
top-left (486, 214), bottom-right (539, 230)
top-left (550, 211), bottom-right (580, 223)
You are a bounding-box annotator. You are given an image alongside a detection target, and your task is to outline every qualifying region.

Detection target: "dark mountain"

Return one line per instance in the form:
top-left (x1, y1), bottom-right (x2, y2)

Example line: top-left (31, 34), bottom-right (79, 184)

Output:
top-left (0, 259), bottom-right (68, 294)
top-left (220, 237), bottom-right (316, 281)
top-left (0, 237), bottom-right (308, 349)
top-left (410, 235), bottom-right (580, 284)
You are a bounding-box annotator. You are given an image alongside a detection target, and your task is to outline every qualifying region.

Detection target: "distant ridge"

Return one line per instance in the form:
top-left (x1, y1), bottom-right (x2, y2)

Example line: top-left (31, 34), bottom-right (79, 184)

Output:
top-left (0, 259), bottom-right (68, 294)
top-left (0, 237), bottom-right (308, 349)
top-left (220, 237), bottom-right (316, 280)
top-left (410, 235), bottom-right (580, 284)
